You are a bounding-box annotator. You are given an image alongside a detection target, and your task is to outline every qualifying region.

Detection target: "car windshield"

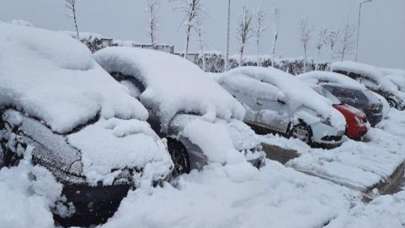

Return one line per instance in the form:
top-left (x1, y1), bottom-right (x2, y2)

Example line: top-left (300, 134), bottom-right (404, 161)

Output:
top-left (313, 86), bottom-right (341, 105)
top-left (323, 85), bottom-right (369, 105)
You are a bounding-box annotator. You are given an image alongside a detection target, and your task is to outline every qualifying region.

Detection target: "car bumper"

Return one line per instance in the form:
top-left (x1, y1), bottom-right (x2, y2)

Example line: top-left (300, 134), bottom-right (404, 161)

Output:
top-left (309, 122), bottom-right (345, 148)
top-left (366, 113), bottom-right (383, 127)
top-left (54, 184), bottom-right (131, 227)
top-left (346, 124), bottom-right (368, 140)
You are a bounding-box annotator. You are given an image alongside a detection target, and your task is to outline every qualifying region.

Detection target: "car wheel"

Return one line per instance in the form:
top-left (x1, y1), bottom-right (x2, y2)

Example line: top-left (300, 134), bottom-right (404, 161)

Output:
top-left (167, 138), bottom-right (191, 177)
top-left (289, 123), bottom-right (312, 144)
top-left (387, 98), bottom-right (398, 109)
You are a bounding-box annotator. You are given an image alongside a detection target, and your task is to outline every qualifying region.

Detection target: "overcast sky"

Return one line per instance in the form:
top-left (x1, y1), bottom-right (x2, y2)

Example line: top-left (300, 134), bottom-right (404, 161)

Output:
top-left (1, 0), bottom-right (404, 68)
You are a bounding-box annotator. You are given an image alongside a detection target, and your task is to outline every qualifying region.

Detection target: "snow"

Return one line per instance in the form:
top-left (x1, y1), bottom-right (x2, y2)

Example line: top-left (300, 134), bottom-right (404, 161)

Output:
top-left (262, 109), bottom-right (405, 192)
top-left (0, 159), bottom-right (62, 228)
top-left (330, 61), bottom-right (401, 94)
top-left (220, 66), bottom-right (346, 130)
top-left (298, 71), bottom-right (366, 90)
top-left (170, 115), bottom-right (262, 164)
top-left (94, 47), bottom-right (245, 132)
top-left (326, 191), bottom-right (405, 228)
top-left (0, 22), bottom-right (148, 134)
top-left (68, 118), bottom-right (173, 185)
top-left (101, 161), bottom-right (357, 228)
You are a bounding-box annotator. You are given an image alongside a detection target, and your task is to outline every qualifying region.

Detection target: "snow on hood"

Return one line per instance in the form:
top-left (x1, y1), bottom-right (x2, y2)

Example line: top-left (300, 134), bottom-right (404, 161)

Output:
top-left (94, 47), bottom-right (245, 131)
top-left (223, 67), bottom-right (346, 129)
top-left (298, 71), bottom-right (366, 90)
top-left (0, 22), bottom-right (148, 133)
top-left (170, 114), bottom-right (260, 164)
top-left (68, 118), bottom-right (173, 185)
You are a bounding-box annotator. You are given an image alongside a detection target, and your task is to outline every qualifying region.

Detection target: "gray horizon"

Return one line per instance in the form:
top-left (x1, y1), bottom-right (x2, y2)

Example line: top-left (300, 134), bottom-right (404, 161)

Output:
top-left (1, 0), bottom-right (404, 69)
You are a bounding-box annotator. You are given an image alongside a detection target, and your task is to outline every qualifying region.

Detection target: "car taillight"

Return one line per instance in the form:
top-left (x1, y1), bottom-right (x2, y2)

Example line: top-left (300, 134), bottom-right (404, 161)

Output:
top-left (354, 116), bottom-right (363, 126)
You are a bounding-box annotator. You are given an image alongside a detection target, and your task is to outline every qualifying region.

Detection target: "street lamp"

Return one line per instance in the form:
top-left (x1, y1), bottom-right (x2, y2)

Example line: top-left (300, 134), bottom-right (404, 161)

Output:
top-left (355, 0), bottom-right (373, 62)
top-left (225, 0), bottom-right (231, 71)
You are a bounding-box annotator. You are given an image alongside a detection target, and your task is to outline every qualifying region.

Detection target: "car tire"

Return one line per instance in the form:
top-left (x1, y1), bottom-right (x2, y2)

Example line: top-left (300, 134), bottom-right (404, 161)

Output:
top-left (167, 138), bottom-right (191, 177)
top-left (289, 123), bottom-right (312, 144)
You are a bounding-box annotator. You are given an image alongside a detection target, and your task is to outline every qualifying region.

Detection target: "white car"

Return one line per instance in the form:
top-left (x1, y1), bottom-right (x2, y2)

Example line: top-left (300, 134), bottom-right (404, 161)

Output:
top-left (0, 22), bottom-right (173, 226)
top-left (217, 67), bottom-right (346, 148)
top-left (94, 47), bottom-right (265, 175)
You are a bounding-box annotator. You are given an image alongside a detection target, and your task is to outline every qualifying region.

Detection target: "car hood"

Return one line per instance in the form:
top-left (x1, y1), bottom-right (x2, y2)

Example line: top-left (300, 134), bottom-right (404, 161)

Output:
top-left (67, 118), bottom-right (173, 185)
top-left (294, 106), bottom-right (346, 132)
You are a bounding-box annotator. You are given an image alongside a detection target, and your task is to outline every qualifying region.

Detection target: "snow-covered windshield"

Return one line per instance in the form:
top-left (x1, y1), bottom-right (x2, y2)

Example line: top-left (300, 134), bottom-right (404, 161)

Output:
top-left (94, 47), bottom-right (245, 131)
top-left (0, 22), bottom-right (148, 134)
top-left (312, 86), bottom-right (341, 105)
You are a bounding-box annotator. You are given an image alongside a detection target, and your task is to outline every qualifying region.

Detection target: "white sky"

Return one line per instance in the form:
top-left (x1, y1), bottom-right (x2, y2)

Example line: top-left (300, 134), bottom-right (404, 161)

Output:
top-left (1, 0), bottom-right (404, 68)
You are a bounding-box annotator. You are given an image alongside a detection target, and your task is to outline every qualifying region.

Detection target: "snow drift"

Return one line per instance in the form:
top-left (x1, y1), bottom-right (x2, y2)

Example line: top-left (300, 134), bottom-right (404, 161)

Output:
top-left (94, 47), bottom-right (246, 131)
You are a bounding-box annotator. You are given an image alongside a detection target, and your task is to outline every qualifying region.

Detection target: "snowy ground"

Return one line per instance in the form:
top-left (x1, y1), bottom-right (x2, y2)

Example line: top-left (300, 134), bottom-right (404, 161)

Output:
top-left (0, 109), bottom-right (404, 228)
top-left (262, 109), bottom-right (405, 192)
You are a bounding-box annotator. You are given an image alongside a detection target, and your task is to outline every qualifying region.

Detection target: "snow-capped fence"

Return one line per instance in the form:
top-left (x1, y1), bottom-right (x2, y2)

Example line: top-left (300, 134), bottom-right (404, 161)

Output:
top-left (185, 52), bottom-right (330, 75)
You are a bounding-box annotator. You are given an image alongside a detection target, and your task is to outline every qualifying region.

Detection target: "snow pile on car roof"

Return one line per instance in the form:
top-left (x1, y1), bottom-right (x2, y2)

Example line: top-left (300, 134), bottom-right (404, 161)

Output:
top-left (298, 71), bottom-right (366, 90)
top-left (94, 47), bottom-right (245, 130)
top-left (330, 61), bottom-right (401, 92)
top-left (0, 22), bottom-right (148, 133)
top-left (221, 66), bottom-right (346, 129)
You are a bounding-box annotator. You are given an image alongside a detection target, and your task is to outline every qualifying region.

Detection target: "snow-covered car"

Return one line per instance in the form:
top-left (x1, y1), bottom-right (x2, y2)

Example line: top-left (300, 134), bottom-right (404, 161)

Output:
top-left (0, 22), bottom-right (173, 226)
top-left (94, 47), bottom-right (265, 175)
top-left (298, 71), bottom-right (384, 127)
top-left (311, 86), bottom-right (368, 140)
top-left (380, 68), bottom-right (405, 93)
top-left (217, 66), bottom-right (346, 148)
top-left (331, 61), bottom-right (405, 110)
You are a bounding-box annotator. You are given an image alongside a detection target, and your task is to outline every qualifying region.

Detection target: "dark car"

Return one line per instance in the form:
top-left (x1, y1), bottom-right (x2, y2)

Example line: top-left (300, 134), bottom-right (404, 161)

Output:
top-left (94, 47), bottom-right (266, 176)
top-left (299, 71), bottom-right (384, 127)
top-left (331, 61), bottom-right (405, 110)
top-left (0, 22), bottom-right (173, 226)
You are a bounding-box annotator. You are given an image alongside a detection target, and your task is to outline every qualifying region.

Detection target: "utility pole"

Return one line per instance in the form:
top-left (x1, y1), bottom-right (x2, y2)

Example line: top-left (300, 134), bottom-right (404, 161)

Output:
top-left (355, 0), bottom-right (372, 61)
top-left (225, 0), bottom-right (231, 71)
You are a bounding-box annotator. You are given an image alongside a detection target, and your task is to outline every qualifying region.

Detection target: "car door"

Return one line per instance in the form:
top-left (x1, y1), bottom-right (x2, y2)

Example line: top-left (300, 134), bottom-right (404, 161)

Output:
top-left (254, 91), bottom-right (291, 134)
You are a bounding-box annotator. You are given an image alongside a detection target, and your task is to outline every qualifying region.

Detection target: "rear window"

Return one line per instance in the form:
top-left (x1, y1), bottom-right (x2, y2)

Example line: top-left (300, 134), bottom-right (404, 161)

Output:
top-left (323, 85), bottom-right (368, 104)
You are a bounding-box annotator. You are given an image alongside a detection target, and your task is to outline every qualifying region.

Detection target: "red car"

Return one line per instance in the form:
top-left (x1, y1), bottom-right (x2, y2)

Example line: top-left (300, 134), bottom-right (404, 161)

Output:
top-left (312, 85), bottom-right (368, 140)
top-left (333, 104), bottom-right (368, 140)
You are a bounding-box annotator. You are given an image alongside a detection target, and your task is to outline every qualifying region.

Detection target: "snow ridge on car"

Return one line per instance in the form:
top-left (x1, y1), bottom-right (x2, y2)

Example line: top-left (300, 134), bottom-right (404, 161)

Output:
top-left (0, 22), bottom-right (148, 134)
top-left (94, 47), bottom-right (246, 131)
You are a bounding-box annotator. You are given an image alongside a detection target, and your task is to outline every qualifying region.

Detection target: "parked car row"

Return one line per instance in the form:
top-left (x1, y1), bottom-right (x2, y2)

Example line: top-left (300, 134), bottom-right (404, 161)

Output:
top-left (1, 22), bottom-right (403, 226)
top-left (0, 23), bottom-right (265, 226)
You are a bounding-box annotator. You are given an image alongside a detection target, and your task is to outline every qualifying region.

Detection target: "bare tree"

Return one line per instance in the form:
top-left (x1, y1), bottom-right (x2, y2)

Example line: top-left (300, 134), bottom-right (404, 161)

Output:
top-left (325, 30), bottom-right (340, 60)
top-left (65, 0), bottom-right (80, 40)
top-left (337, 24), bottom-right (356, 61)
top-left (315, 28), bottom-right (328, 69)
top-left (255, 10), bottom-right (266, 67)
top-left (299, 18), bottom-right (313, 72)
top-left (146, 0), bottom-right (160, 47)
top-left (237, 6), bottom-right (254, 65)
top-left (170, 0), bottom-right (203, 58)
top-left (195, 19), bottom-right (206, 71)
top-left (271, 8), bottom-right (280, 67)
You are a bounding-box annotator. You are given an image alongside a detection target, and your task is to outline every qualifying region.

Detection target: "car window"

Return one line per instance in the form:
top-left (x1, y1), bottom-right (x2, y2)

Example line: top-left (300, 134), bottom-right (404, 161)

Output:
top-left (323, 85), bottom-right (368, 104)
